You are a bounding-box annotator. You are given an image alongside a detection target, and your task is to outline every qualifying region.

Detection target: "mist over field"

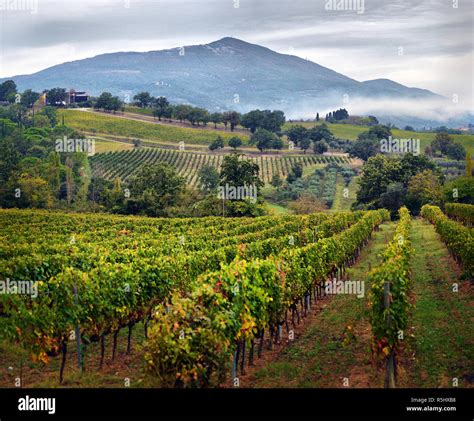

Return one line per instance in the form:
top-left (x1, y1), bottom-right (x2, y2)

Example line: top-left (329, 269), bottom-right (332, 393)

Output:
top-left (288, 95), bottom-right (474, 128)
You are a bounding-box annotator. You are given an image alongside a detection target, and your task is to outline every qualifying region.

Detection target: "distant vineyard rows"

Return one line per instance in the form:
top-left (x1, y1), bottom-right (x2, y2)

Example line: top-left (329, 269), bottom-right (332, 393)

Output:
top-left (90, 148), bottom-right (351, 185)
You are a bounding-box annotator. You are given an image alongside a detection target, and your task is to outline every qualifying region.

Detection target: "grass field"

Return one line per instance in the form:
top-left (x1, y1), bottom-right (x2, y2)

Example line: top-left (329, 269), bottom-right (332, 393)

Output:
top-left (93, 139), bottom-right (134, 153)
top-left (330, 175), bottom-right (359, 212)
top-left (59, 109), bottom-right (250, 146)
top-left (284, 121), bottom-right (474, 155)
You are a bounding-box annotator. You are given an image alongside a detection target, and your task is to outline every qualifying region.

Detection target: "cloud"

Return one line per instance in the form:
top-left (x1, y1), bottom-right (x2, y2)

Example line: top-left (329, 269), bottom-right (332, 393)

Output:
top-left (0, 0), bottom-right (471, 102)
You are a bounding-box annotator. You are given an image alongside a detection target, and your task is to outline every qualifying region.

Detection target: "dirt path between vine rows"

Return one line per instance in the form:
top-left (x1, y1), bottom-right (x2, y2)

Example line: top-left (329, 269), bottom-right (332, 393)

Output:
top-left (398, 218), bottom-right (473, 388)
top-left (238, 222), bottom-right (397, 388)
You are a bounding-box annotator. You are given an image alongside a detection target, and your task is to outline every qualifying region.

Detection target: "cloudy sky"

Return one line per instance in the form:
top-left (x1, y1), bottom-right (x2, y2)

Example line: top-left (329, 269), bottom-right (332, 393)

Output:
top-left (0, 0), bottom-right (472, 102)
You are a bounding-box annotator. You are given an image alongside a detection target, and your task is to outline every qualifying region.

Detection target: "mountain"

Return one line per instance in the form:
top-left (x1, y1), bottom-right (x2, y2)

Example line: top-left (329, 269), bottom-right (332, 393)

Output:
top-left (3, 37), bottom-right (442, 118)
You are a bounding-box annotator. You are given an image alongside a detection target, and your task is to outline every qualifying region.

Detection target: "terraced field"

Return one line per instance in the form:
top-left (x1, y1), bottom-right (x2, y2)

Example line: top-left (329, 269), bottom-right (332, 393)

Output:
top-left (90, 148), bottom-right (351, 186)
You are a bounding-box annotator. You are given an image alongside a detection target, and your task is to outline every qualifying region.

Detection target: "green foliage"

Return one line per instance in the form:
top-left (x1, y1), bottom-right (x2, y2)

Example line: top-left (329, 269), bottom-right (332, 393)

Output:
top-left (94, 92), bottom-right (122, 112)
top-left (443, 176), bottom-right (474, 204)
top-left (198, 165), bottom-right (220, 192)
top-left (356, 154), bottom-right (439, 213)
top-left (286, 125), bottom-right (307, 145)
top-left (228, 136), bottom-right (243, 150)
top-left (241, 109), bottom-right (285, 133)
top-left (249, 128), bottom-right (278, 152)
top-left (421, 205), bottom-right (473, 278)
top-left (407, 169), bottom-right (443, 213)
top-left (445, 203), bottom-right (474, 226)
top-left (308, 123), bottom-right (333, 142)
top-left (313, 140), bottom-right (328, 154)
top-left (133, 92), bottom-right (153, 108)
top-left (431, 132), bottom-right (466, 160)
top-left (0, 80), bottom-right (17, 102)
top-left (143, 210), bottom-right (388, 386)
top-left (46, 87), bottom-right (68, 105)
top-left (209, 136), bottom-right (224, 151)
top-left (20, 89), bottom-right (40, 108)
top-left (128, 163), bottom-right (185, 217)
top-left (369, 207), bottom-right (413, 358)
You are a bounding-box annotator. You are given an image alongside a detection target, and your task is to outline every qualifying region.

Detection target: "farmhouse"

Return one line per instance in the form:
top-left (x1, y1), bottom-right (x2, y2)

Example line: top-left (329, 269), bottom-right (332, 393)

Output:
top-left (68, 89), bottom-right (89, 104)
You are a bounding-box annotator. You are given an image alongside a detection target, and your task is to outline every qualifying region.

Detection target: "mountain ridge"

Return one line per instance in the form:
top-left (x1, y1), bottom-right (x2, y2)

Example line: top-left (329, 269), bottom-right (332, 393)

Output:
top-left (2, 37), bottom-right (441, 118)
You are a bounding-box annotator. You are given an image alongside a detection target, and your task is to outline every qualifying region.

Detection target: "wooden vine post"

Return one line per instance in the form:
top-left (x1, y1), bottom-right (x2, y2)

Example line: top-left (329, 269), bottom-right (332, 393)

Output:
top-left (384, 281), bottom-right (395, 388)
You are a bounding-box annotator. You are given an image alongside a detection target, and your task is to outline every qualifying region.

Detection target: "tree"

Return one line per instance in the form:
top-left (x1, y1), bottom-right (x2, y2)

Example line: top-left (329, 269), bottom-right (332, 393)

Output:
top-left (379, 182), bottom-right (407, 217)
top-left (443, 176), bottom-right (474, 204)
top-left (241, 109), bottom-right (285, 133)
top-left (209, 112), bottom-right (222, 129)
top-left (466, 152), bottom-right (473, 177)
top-left (65, 157), bottom-right (75, 205)
top-left (20, 89), bottom-right (40, 108)
top-left (41, 106), bottom-right (58, 127)
top-left (228, 136), bottom-right (243, 150)
top-left (46, 88), bottom-right (68, 105)
top-left (262, 110), bottom-right (285, 133)
top-left (133, 92), bottom-right (153, 108)
top-left (407, 169), bottom-right (443, 212)
top-left (288, 194), bottom-right (327, 214)
top-left (152, 96), bottom-right (169, 120)
top-left (316, 113), bottom-right (320, 122)
top-left (95, 92), bottom-right (122, 112)
top-left (287, 163), bottom-right (303, 183)
top-left (222, 111), bottom-right (240, 132)
top-left (272, 136), bottom-right (284, 151)
top-left (220, 154), bottom-right (262, 188)
top-left (308, 123), bottom-right (333, 142)
top-left (286, 125), bottom-right (307, 145)
top-left (355, 154), bottom-right (439, 211)
top-left (15, 175), bottom-right (54, 208)
top-left (0, 80), bottom-right (17, 102)
top-left (270, 174), bottom-right (283, 188)
top-left (250, 128), bottom-right (277, 152)
top-left (198, 165), bottom-right (220, 192)
top-left (173, 104), bottom-right (193, 122)
top-left (209, 136), bottom-right (225, 151)
top-left (313, 140), bottom-right (328, 154)
top-left (348, 137), bottom-right (379, 161)
top-left (431, 131), bottom-right (451, 154)
top-left (299, 137), bottom-right (311, 154)
top-left (129, 163), bottom-right (185, 216)
top-left (404, 125), bottom-right (414, 131)
top-left (445, 142), bottom-right (466, 160)
top-left (95, 92), bottom-right (113, 111)
top-left (219, 154), bottom-right (264, 217)
top-left (398, 153), bottom-right (438, 185)
top-left (356, 155), bottom-right (402, 207)
top-left (368, 125), bottom-right (391, 140)
top-left (108, 96), bottom-right (122, 113)
top-left (240, 110), bottom-right (264, 133)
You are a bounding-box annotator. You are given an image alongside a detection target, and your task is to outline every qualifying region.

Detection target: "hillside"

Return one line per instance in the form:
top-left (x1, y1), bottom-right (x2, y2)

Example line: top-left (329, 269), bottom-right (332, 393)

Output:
top-left (4, 37), bottom-right (440, 116)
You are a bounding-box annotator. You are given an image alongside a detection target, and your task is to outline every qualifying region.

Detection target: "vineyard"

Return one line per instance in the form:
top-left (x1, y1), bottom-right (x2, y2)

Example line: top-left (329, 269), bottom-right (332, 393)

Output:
top-left (0, 205), bottom-right (472, 388)
top-left (0, 208), bottom-right (387, 385)
top-left (90, 148), bottom-right (351, 185)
